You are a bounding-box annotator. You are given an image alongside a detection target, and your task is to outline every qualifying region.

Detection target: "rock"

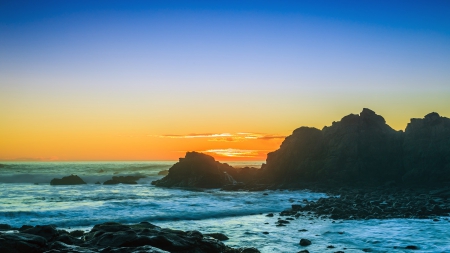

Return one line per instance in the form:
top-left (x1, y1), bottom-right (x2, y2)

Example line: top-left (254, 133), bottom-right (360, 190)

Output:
top-left (152, 152), bottom-right (238, 188)
top-left (297, 250), bottom-right (310, 253)
top-left (4, 221), bottom-right (252, 253)
top-left (0, 233), bottom-right (47, 253)
top-left (405, 245), bottom-right (419, 250)
top-left (158, 170), bottom-right (169, 176)
top-left (260, 109), bottom-right (405, 186)
top-left (46, 241), bottom-right (97, 252)
top-left (205, 233), bottom-right (229, 241)
top-left (21, 225), bottom-right (60, 241)
top-left (103, 175), bottom-right (146, 185)
top-left (299, 238), bottom-right (311, 246)
top-left (19, 225), bottom-right (33, 231)
top-left (0, 224), bottom-right (11, 231)
top-left (402, 112), bottom-right (450, 184)
top-left (69, 230), bottom-right (84, 237)
top-left (50, 175), bottom-right (86, 185)
top-left (255, 109), bottom-right (450, 187)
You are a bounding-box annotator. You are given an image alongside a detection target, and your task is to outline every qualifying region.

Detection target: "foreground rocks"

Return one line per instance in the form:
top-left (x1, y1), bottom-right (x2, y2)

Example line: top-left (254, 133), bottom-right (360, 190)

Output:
top-left (0, 222), bottom-right (260, 253)
top-left (50, 175), bottom-right (86, 185)
top-left (278, 186), bottom-right (450, 220)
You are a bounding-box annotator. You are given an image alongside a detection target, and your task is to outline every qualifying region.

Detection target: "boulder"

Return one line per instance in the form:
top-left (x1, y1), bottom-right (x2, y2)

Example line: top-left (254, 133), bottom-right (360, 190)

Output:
top-left (50, 175), bottom-right (86, 185)
top-left (21, 225), bottom-right (60, 241)
top-left (152, 152), bottom-right (237, 188)
top-left (299, 238), bottom-right (311, 246)
top-left (0, 233), bottom-right (47, 253)
top-left (103, 175), bottom-right (146, 185)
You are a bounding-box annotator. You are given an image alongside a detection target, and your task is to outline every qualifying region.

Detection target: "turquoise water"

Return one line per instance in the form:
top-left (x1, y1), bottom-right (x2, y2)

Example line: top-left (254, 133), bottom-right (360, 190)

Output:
top-left (0, 162), bottom-right (449, 253)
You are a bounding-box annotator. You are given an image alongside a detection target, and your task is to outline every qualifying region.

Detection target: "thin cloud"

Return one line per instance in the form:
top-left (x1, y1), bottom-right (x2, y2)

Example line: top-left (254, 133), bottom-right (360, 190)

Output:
top-left (157, 132), bottom-right (285, 142)
top-left (203, 149), bottom-right (263, 157)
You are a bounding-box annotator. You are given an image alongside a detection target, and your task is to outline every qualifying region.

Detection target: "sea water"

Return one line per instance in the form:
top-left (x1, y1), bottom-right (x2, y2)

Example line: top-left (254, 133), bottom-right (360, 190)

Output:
top-left (0, 162), bottom-right (449, 253)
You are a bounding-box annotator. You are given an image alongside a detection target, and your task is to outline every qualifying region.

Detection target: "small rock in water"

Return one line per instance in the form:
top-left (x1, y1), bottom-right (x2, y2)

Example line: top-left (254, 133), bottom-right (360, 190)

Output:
top-left (50, 175), bottom-right (87, 185)
top-left (297, 250), bottom-right (310, 253)
top-left (299, 238), bottom-right (311, 246)
top-left (327, 245), bottom-right (335, 248)
top-left (298, 229), bottom-right (308, 232)
top-left (405, 245), bottom-right (419, 250)
top-left (266, 213), bottom-right (274, 217)
top-left (262, 232), bottom-right (269, 234)
top-left (205, 233), bottom-right (229, 241)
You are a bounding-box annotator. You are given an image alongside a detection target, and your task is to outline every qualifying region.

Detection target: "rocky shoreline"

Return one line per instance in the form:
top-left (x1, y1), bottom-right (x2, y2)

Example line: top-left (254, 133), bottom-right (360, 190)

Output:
top-left (274, 186), bottom-right (450, 220)
top-left (0, 222), bottom-right (260, 253)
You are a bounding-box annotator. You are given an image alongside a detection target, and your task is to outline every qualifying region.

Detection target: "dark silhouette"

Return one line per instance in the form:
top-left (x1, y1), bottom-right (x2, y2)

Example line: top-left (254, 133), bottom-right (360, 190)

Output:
top-left (155, 109), bottom-right (450, 189)
top-left (50, 175), bottom-right (86, 185)
top-left (103, 175), bottom-right (146, 185)
top-left (260, 108), bottom-right (450, 187)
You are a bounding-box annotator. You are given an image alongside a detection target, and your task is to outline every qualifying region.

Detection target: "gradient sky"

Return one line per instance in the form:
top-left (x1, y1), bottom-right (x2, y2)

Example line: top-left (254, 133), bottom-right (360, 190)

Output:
top-left (1, 0), bottom-right (449, 161)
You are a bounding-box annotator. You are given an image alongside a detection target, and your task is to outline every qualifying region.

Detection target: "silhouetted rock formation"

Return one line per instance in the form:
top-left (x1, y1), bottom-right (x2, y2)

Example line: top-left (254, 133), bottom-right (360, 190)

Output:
top-left (402, 112), bottom-right (450, 184)
top-left (260, 109), bottom-right (450, 187)
top-left (50, 175), bottom-right (86, 185)
top-left (0, 222), bottom-right (260, 253)
top-left (103, 175), bottom-right (146, 185)
top-left (152, 152), bottom-right (237, 188)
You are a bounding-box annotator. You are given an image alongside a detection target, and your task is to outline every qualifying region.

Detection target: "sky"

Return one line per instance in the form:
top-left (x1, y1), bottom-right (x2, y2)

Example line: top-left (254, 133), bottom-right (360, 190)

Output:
top-left (1, 0), bottom-right (449, 161)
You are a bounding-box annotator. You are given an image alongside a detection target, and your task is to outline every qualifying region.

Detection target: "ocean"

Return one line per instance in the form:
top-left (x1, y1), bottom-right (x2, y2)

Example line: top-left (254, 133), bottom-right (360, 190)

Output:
top-left (0, 161), bottom-right (449, 252)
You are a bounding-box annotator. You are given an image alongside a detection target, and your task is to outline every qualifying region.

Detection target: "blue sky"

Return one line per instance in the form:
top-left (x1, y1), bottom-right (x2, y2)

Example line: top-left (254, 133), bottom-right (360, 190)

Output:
top-left (1, 0), bottom-right (449, 160)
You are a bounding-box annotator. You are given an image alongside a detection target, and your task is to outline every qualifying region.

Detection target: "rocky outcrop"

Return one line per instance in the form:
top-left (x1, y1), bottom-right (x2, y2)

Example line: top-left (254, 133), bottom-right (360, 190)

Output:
top-left (260, 109), bottom-right (450, 186)
top-left (0, 222), bottom-right (260, 253)
top-left (275, 186), bottom-right (450, 220)
top-left (152, 152), bottom-right (237, 188)
top-left (103, 175), bottom-right (146, 185)
top-left (402, 112), bottom-right (450, 184)
top-left (50, 175), bottom-right (86, 185)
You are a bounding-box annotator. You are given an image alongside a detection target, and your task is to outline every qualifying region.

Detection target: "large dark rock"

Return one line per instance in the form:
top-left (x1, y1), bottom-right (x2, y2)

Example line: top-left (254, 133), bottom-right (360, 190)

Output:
top-left (260, 109), bottom-right (404, 186)
top-left (21, 225), bottom-right (60, 242)
top-left (50, 175), bottom-right (86, 185)
top-left (152, 152), bottom-right (238, 188)
top-left (402, 112), bottom-right (450, 184)
top-left (259, 109), bottom-right (450, 186)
